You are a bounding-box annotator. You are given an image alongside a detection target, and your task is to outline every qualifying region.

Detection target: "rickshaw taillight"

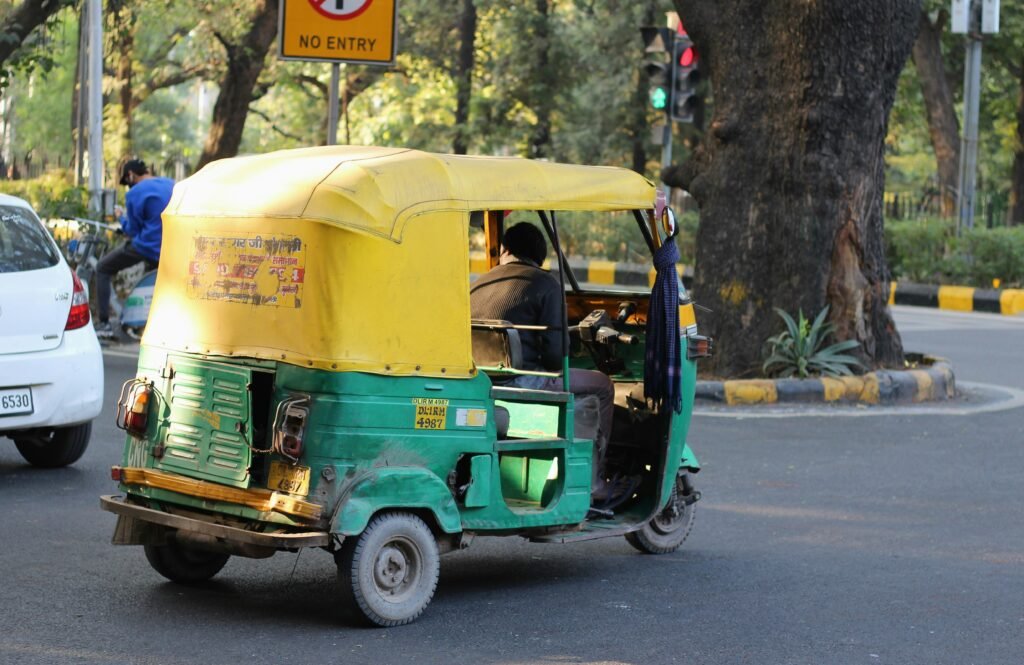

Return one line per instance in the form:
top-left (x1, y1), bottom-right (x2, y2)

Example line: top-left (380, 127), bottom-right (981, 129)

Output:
top-left (686, 335), bottom-right (714, 360)
top-left (115, 379), bottom-right (153, 438)
top-left (126, 387), bottom-right (151, 436)
top-left (272, 395), bottom-right (311, 463)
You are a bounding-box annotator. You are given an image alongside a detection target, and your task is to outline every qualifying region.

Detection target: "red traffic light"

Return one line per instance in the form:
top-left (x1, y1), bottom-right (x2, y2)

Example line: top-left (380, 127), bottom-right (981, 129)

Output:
top-left (679, 46), bottom-right (696, 68)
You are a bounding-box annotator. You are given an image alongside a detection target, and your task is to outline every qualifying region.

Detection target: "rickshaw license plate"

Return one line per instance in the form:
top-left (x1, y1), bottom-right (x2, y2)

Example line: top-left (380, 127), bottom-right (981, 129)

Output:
top-left (268, 461), bottom-right (310, 496)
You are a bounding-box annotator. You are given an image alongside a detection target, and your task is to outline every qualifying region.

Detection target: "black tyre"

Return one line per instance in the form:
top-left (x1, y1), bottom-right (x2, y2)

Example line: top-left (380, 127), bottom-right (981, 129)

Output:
top-left (144, 541), bottom-right (230, 584)
top-left (14, 422), bottom-right (91, 468)
top-left (625, 476), bottom-right (698, 555)
top-left (336, 512), bottom-right (440, 627)
top-left (122, 325), bottom-right (145, 341)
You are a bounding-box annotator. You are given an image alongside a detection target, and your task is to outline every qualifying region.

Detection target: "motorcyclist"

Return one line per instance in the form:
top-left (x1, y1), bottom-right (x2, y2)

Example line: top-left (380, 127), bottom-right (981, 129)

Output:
top-left (93, 159), bottom-right (174, 339)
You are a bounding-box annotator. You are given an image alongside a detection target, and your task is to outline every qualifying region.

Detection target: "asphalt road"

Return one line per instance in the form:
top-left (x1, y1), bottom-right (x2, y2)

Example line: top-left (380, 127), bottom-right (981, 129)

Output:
top-left (1, 306), bottom-right (1021, 665)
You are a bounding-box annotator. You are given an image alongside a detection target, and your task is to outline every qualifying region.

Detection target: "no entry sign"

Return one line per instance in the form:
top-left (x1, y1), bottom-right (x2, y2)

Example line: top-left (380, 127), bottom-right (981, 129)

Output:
top-left (279, 0), bottom-right (397, 65)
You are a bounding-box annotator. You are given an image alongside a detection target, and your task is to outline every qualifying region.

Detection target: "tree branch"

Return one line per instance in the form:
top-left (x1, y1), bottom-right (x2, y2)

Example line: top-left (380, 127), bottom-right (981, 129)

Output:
top-left (249, 107), bottom-right (304, 142)
top-left (0, 0), bottom-right (72, 69)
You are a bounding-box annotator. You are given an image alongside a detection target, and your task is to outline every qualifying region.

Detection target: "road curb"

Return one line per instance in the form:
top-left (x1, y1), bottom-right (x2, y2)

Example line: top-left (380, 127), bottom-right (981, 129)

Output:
top-left (694, 354), bottom-right (955, 407)
top-left (889, 282), bottom-right (1024, 316)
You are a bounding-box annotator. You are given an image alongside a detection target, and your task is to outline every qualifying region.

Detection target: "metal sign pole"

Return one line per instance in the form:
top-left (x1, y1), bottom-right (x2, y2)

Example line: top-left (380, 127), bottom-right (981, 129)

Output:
top-left (87, 0), bottom-right (104, 214)
top-left (327, 63), bottom-right (340, 145)
top-left (660, 123), bottom-right (673, 205)
top-left (956, 0), bottom-right (984, 233)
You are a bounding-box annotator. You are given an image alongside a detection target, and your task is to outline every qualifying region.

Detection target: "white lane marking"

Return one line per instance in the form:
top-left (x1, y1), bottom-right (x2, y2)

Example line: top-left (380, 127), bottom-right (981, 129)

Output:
top-left (101, 347), bottom-right (140, 359)
top-left (694, 381), bottom-right (1024, 419)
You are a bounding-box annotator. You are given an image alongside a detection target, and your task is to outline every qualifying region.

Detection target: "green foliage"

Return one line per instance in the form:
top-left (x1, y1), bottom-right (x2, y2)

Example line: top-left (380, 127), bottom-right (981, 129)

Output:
top-left (762, 306), bottom-right (864, 379)
top-left (0, 1), bottom-right (77, 89)
top-left (886, 218), bottom-right (1024, 287)
top-left (0, 170), bottom-right (88, 218)
top-left (947, 227), bottom-right (1024, 287)
top-left (886, 2), bottom-right (1022, 207)
top-left (884, 217), bottom-right (955, 282)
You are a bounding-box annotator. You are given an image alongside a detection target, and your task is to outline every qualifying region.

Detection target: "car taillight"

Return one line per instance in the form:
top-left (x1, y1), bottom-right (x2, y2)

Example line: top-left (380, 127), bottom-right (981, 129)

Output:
top-left (272, 395), bottom-right (310, 462)
top-left (65, 270), bottom-right (91, 330)
top-left (115, 379), bottom-right (153, 438)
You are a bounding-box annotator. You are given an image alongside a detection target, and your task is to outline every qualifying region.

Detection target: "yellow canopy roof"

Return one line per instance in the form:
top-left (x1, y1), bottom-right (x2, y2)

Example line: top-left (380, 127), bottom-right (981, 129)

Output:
top-left (166, 146), bottom-right (657, 240)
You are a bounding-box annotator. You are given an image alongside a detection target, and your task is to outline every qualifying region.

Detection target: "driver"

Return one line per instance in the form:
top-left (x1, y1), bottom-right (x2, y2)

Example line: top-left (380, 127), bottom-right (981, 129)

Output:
top-left (470, 222), bottom-right (615, 498)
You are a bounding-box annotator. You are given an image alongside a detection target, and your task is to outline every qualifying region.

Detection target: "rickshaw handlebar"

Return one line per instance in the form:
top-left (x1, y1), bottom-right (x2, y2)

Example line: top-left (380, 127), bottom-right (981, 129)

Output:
top-left (72, 217), bottom-right (120, 232)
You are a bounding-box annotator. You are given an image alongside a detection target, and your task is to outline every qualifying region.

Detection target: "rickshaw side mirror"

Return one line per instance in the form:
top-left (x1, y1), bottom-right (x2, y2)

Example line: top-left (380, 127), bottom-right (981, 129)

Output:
top-left (661, 207), bottom-right (679, 240)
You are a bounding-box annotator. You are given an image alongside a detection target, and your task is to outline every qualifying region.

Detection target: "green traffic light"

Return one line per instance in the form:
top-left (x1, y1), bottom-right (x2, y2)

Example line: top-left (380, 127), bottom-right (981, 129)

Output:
top-left (650, 86), bottom-right (668, 110)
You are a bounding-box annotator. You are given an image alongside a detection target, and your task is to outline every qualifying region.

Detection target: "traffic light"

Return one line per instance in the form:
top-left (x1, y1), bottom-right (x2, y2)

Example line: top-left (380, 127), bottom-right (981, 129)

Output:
top-left (640, 27), bottom-right (673, 114)
top-left (671, 33), bottom-right (701, 124)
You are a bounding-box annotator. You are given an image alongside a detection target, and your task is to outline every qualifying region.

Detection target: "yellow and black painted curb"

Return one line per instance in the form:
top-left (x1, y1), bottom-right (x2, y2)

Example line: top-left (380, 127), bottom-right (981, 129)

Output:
top-left (695, 354), bottom-right (955, 407)
top-left (889, 282), bottom-right (1023, 315)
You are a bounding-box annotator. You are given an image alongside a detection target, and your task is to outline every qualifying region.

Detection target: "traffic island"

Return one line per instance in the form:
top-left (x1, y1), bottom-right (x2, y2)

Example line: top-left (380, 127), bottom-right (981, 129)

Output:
top-left (694, 354), bottom-right (955, 407)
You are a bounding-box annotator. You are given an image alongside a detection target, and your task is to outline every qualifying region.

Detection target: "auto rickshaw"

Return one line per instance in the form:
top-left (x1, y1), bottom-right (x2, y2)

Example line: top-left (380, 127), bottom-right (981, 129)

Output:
top-left (101, 146), bottom-right (711, 627)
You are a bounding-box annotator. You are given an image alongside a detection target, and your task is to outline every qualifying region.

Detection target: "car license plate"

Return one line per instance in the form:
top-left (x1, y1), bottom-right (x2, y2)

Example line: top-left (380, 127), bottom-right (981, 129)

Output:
top-left (0, 386), bottom-right (33, 417)
top-left (268, 460), bottom-right (310, 496)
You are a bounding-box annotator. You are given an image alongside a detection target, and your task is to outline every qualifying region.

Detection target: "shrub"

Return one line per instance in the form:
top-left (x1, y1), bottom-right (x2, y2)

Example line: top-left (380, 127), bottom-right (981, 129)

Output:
top-left (762, 306), bottom-right (864, 379)
top-left (885, 218), bottom-right (953, 283)
top-left (948, 227), bottom-right (1024, 287)
top-left (885, 218), bottom-right (1024, 288)
top-left (0, 170), bottom-right (89, 219)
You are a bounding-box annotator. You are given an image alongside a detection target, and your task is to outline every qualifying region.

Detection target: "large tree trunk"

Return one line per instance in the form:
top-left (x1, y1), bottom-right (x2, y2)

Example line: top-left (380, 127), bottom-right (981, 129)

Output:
top-left (195, 0), bottom-right (278, 170)
top-left (452, 0), bottom-right (476, 155)
top-left (665, 1), bottom-right (915, 377)
top-left (528, 0), bottom-right (553, 159)
top-left (913, 9), bottom-right (959, 217)
top-left (108, 0), bottom-right (135, 157)
top-left (1011, 59), bottom-right (1024, 226)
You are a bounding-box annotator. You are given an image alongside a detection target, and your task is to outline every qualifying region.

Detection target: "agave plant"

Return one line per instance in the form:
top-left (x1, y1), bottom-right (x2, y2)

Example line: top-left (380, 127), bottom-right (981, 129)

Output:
top-left (761, 306), bottom-right (864, 378)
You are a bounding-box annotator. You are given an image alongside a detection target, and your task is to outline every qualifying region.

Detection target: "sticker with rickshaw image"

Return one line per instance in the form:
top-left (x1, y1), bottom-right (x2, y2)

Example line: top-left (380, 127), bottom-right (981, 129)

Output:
top-left (187, 233), bottom-right (307, 308)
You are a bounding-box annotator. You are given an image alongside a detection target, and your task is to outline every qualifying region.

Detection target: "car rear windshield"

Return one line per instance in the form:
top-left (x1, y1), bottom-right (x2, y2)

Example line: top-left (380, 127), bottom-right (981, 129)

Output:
top-left (0, 205), bottom-right (60, 273)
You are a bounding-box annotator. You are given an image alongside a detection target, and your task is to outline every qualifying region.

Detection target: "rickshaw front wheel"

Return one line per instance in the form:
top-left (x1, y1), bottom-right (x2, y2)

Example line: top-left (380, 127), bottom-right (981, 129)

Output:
top-left (336, 511), bottom-right (440, 627)
top-left (143, 541), bottom-right (230, 584)
top-left (625, 475), bottom-right (698, 555)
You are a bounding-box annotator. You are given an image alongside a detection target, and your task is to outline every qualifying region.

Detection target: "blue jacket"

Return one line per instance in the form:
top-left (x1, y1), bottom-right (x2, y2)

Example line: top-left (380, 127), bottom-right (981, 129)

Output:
top-left (121, 176), bottom-right (174, 262)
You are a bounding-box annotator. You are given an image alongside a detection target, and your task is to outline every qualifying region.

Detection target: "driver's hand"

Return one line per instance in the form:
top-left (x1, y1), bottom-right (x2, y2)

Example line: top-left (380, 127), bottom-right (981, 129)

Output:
top-left (113, 205), bottom-right (124, 219)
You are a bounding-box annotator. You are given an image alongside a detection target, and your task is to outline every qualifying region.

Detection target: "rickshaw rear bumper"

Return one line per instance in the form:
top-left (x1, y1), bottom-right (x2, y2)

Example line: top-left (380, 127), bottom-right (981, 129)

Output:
top-left (100, 495), bottom-right (331, 549)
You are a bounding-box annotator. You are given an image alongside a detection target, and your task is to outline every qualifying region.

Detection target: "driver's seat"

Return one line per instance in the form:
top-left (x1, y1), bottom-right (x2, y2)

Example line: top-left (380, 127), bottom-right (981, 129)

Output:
top-left (471, 319), bottom-right (521, 439)
top-left (470, 319), bottom-right (523, 371)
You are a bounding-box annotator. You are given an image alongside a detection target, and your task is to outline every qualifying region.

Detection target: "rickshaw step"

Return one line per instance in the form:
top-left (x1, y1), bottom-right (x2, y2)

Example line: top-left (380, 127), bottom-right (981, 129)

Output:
top-left (495, 438), bottom-right (570, 452)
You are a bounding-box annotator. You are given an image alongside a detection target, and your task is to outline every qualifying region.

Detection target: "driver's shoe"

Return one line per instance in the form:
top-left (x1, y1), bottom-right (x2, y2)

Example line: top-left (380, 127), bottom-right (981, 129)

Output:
top-left (94, 321), bottom-right (116, 340)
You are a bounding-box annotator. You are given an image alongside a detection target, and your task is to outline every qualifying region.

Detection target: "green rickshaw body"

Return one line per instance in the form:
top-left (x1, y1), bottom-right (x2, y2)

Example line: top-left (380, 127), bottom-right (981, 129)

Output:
top-left (102, 146), bottom-right (706, 626)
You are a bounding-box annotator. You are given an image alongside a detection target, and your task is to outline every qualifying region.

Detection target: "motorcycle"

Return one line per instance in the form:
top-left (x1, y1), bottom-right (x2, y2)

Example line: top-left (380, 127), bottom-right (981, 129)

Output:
top-left (66, 217), bottom-right (156, 340)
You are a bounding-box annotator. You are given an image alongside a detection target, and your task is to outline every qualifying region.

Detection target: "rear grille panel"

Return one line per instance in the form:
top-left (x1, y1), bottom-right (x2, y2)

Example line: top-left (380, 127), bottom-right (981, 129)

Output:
top-left (156, 357), bottom-right (255, 487)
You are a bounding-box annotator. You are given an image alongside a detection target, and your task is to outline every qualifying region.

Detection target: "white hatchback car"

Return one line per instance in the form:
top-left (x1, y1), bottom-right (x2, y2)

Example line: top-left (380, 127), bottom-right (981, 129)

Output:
top-left (0, 193), bottom-right (104, 467)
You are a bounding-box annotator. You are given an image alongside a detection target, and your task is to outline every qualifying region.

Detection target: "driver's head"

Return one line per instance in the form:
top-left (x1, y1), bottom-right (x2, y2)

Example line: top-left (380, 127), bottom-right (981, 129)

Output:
top-left (501, 222), bottom-right (547, 266)
top-left (119, 159), bottom-right (149, 187)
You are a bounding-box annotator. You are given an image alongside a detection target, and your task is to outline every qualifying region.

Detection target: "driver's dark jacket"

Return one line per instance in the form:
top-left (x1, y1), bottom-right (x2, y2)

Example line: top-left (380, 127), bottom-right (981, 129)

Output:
top-left (469, 260), bottom-right (565, 372)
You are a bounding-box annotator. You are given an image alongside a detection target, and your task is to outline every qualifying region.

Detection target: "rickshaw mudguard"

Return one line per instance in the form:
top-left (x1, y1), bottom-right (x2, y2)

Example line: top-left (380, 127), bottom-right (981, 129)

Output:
top-left (658, 356), bottom-right (700, 503)
top-left (330, 467), bottom-right (462, 536)
top-left (680, 442), bottom-right (700, 471)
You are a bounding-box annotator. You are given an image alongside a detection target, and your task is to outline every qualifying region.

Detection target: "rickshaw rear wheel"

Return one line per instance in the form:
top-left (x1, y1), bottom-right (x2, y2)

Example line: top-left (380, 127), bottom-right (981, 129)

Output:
top-left (336, 511), bottom-right (440, 627)
top-left (625, 475), bottom-right (698, 555)
top-left (143, 541), bottom-right (230, 584)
